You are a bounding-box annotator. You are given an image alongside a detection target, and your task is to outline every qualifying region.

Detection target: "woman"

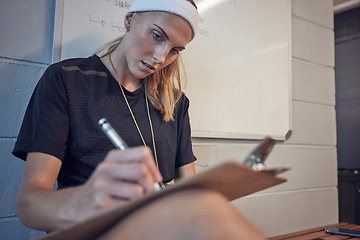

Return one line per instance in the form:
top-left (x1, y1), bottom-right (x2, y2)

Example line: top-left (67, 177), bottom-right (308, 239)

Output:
top-left (13, 0), bottom-right (266, 239)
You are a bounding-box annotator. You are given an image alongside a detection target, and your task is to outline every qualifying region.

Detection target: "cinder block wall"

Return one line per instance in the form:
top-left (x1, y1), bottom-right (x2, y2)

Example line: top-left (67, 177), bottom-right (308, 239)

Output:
top-left (193, 0), bottom-right (336, 237)
top-left (0, 0), bottom-right (55, 239)
top-left (0, 0), bottom-right (336, 239)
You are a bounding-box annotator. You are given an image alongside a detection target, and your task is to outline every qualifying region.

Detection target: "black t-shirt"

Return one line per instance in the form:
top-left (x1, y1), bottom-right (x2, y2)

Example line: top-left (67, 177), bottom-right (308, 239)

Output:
top-left (12, 55), bottom-right (196, 188)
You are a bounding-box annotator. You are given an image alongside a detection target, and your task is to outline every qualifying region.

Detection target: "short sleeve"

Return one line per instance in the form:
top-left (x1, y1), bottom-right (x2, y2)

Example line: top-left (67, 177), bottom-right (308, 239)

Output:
top-left (175, 94), bottom-right (196, 169)
top-left (12, 64), bottom-right (70, 161)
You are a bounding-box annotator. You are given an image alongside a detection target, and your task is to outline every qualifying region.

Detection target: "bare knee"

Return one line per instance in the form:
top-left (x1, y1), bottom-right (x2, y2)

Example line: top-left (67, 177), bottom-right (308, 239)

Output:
top-left (169, 189), bottom-right (266, 240)
top-left (99, 188), bottom-right (265, 240)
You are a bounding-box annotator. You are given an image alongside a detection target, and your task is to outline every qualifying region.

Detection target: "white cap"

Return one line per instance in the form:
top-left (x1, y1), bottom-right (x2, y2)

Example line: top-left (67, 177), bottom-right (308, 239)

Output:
top-left (127, 0), bottom-right (200, 38)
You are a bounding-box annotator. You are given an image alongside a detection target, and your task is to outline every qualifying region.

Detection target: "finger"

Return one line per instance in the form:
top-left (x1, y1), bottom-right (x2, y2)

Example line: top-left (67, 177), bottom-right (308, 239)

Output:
top-left (92, 188), bottom-right (128, 210)
top-left (94, 178), bottom-right (147, 200)
top-left (95, 161), bottom-right (156, 193)
top-left (105, 147), bottom-right (162, 182)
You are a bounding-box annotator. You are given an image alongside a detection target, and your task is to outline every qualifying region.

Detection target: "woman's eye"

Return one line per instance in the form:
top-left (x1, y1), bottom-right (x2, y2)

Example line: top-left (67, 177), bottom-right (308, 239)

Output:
top-left (171, 48), bottom-right (179, 55)
top-left (152, 32), bottom-right (161, 40)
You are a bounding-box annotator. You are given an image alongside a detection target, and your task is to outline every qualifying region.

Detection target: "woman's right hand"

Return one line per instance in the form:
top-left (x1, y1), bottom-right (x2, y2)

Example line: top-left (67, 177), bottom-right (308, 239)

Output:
top-left (59, 146), bottom-right (163, 224)
top-left (17, 146), bottom-right (162, 231)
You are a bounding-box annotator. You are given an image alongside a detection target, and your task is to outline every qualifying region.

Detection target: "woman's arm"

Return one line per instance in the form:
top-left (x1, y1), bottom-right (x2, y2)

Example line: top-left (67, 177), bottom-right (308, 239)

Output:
top-left (17, 147), bottom-right (162, 232)
top-left (174, 162), bottom-right (195, 181)
top-left (17, 152), bottom-right (75, 231)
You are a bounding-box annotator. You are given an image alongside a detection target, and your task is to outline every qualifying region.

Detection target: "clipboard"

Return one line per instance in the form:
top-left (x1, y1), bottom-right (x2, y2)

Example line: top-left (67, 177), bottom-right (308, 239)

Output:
top-left (36, 139), bottom-right (289, 240)
top-left (36, 162), bottom-right (288, 240)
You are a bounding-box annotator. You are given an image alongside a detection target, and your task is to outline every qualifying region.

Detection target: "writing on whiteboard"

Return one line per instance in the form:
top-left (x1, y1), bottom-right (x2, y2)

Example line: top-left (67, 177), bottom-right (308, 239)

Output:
top-left (89, 14), bottom-right (127, 33)
top-left (113, 0), bottom-right (131, 9)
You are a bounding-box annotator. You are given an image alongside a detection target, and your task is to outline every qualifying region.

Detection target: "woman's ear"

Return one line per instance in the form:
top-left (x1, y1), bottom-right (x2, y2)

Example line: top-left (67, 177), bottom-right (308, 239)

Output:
top-left (124, 13), bottom-right (134, 31)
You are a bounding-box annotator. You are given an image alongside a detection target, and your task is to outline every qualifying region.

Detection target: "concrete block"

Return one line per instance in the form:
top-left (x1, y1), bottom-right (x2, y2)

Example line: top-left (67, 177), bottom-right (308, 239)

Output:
top-left (292, 17), bottom-right (312, 61)
top-left (310, 23), bottom-right (334, 67)
top-left (287, 101), bottom-right (336, 146)
top-left (0, 1), bottom-right (55, 64)
top-left (0, 139), bottom-right (25, 216)
top-left (292, 0), bottom-right (334, 29)
top-left (293, 59), bottom-right (335, 105)
top-left (292, 17), bottom-right (334, 67)
top-left (257, 144), bottom-right (338, 193)
top-left (193, 143), bottom-right (218, 173)
top-left (0, 217), bottom-right (45, 240)
top-left (233, 188), bottom-right (338, 237)
top-left (0, 61), bottom-right (47, 137)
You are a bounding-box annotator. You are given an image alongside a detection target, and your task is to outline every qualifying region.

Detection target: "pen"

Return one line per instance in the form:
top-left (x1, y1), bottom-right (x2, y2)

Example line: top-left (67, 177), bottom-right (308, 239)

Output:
top-left (98, 118), bottom-right (161, 192)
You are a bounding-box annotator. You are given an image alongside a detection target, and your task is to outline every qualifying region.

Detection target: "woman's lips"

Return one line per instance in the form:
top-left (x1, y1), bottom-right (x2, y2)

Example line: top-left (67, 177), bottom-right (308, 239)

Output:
top-left (142, 61), bottom-right (155, 72)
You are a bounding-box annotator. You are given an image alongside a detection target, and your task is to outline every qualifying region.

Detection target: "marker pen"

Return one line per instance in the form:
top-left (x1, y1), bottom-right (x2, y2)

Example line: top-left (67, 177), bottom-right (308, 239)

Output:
top-left (98, 118), bottom-right (161, 192)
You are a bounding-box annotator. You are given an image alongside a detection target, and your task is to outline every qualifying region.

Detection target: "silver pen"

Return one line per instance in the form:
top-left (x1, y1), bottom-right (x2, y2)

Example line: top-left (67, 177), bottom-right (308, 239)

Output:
top-left (98, 118), bottom-right (161, 192)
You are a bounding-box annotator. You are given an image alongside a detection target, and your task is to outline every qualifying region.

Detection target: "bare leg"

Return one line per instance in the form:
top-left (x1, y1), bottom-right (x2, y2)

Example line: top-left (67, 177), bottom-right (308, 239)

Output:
top-left (99, 189), bottom-right (266, 240)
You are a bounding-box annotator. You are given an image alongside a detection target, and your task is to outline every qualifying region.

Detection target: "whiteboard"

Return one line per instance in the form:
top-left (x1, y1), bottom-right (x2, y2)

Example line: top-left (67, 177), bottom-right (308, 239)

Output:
top-left (54, 0), bottom-right (292, 140)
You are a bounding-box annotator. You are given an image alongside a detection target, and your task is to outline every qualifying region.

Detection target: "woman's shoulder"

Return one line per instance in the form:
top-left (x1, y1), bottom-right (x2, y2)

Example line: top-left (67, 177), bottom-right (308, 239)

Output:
top-left (175, 92), bottom-right (190, 112)
top-left (179, 92), bottom-right (190, 104)
top-left (50, 55), bottom-right (102, 71)
top-left (42, 55), bottom-right (106, 82)
top-left (38, 55), bottom-right (106, 88)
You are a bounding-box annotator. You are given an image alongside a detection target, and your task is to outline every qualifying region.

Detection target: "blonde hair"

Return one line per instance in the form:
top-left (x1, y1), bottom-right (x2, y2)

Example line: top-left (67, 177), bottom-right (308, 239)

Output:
top-left (97, 36), bottom-right (185, 122)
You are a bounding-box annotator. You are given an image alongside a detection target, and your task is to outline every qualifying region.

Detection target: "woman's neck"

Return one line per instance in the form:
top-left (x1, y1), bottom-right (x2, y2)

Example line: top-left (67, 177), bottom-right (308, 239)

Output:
top-left (102, 47), bottom-right (142, 92)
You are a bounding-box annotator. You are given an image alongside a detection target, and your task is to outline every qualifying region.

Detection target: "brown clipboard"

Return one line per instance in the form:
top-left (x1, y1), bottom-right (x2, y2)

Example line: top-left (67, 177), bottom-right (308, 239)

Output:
top-left (36, 161), bottom-right (288, 240)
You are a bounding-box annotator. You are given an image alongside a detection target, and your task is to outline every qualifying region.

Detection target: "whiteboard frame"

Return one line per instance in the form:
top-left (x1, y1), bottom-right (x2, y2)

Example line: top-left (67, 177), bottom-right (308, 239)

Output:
top-left (53, 0), bottom-right (292, 141)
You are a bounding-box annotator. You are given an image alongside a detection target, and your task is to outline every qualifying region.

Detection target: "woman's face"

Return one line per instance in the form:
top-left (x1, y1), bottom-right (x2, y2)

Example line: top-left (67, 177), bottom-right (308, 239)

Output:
top-left (123, 12), bottom-right (193, 80)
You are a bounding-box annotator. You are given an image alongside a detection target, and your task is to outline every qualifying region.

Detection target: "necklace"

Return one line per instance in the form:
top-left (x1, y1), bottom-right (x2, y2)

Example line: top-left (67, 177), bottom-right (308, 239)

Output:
top-left (109, 54), bottom-right (165, 188)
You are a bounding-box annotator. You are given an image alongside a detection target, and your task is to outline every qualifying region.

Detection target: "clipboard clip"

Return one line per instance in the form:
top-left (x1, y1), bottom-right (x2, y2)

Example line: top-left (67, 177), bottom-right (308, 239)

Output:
top-left (243, 137), bottom-right (275, 171)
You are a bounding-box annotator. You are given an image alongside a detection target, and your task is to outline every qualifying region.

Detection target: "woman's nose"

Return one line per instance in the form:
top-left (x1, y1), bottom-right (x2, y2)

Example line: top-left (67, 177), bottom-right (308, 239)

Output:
top-left (153, 46), bottom-right (168, 65)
